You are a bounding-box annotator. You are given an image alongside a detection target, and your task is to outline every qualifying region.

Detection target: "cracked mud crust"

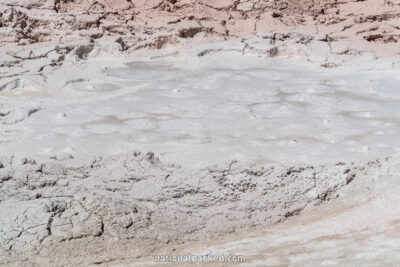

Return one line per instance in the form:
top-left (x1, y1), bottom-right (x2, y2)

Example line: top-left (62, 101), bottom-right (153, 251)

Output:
top-left (1, 0), bottom-right (400, 62)
top-left (0, 152), bottom-right (390, 266)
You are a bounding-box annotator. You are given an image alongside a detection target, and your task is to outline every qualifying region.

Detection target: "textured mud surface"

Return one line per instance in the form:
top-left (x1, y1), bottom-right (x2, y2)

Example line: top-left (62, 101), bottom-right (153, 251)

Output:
top-left (129, 156), bottom-right (400, 266)
top-left (0, 151), bottom-right (384, 265)
top-left (1, 0), bottom-right (400, 266)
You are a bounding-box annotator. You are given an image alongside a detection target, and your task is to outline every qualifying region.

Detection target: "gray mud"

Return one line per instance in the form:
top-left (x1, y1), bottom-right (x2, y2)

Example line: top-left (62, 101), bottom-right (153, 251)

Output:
top-left (0, 152), bottom-right (386, 266)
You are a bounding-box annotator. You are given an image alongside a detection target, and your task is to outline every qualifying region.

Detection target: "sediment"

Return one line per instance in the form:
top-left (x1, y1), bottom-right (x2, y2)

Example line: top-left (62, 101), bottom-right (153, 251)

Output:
top-left (1, 0), bottom-right (400, 265)
top-left (0, 152), bottom-right (389, 265)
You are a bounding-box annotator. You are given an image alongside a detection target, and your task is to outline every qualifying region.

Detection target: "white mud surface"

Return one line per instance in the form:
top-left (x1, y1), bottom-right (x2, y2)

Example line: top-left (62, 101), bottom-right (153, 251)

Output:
top-left (1, 51), bottom-right (400, 167)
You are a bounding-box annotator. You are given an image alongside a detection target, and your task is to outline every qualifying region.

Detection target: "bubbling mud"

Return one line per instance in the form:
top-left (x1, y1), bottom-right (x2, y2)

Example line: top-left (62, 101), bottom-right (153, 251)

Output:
top-left (1, 56), bottom-right (399, 168)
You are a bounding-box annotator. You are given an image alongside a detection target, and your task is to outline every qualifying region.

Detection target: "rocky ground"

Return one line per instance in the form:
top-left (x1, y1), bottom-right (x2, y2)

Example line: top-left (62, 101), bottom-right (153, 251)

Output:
top-left (1, 0), bottom-right (400, 266)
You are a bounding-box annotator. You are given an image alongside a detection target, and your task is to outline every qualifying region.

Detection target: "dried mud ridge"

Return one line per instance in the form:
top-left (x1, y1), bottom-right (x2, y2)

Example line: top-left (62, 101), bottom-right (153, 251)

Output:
top-left (0, 152), bottom-right (387, 265)
top-left (1, 0), bottom-right (400, 78)
top-left (1, 0), bottom-right (400, 48)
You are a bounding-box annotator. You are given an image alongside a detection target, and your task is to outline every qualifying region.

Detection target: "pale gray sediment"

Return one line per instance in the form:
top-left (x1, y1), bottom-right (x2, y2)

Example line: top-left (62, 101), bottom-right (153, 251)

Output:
top-left (0, 151), bottom-right (390, 266)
